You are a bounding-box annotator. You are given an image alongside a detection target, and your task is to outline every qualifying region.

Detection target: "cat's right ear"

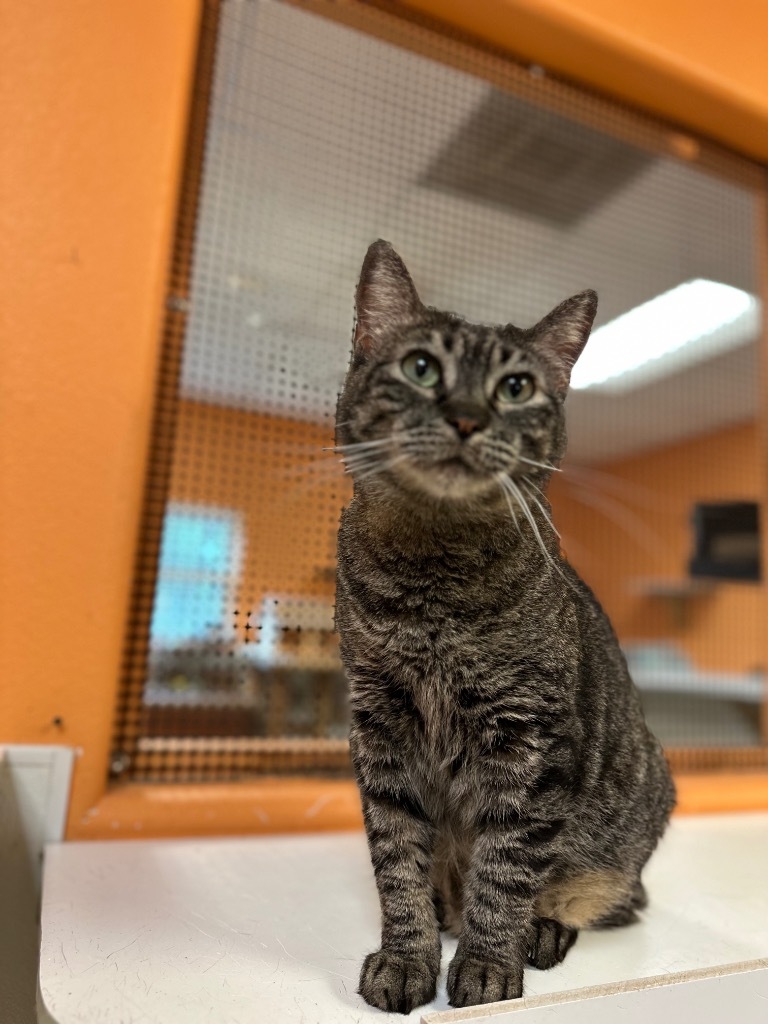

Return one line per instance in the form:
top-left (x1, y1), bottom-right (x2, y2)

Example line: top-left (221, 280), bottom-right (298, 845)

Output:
top-left (354, 240), bottom-right (423, 355)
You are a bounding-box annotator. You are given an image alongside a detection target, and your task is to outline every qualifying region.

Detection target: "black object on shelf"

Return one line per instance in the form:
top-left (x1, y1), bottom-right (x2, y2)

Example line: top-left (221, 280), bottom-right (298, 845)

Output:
top-left (689, 501), bottom-right (761, 582)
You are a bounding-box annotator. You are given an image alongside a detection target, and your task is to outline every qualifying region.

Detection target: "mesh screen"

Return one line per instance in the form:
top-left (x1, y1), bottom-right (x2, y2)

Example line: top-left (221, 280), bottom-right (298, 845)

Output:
top-left (113, 0), bottom-right (768, 782)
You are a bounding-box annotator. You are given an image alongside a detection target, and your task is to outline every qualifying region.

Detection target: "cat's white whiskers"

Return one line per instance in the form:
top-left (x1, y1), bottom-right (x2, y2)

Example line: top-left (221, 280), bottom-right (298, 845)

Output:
top-left (344, 460), bottom-right (387, 476)
top-left (498, 473), bottom-right (572, 587)
top-left (331, 440), bottom-right (401, 478)
top-left (340, 447), bottom-right (391, 461)
top-left (352, 454), bottom-right (409, 484)
top-left (503, 475), bottom-right (553, 564)
top-left (325, 438), bottom-right (398, 453)
top-left (565, 482), bottom-right (665, 558)
top-left (338, 452), bottom-right (390, 468)
top-left (517, 455), bottom-right (562, 473)
top-left (497, 475), bottom-right (523, 536)
top-left (329, 428), bottom-right (432, 481)
top-left (563, 463), bottom-right (657, 508)
top-left (521, 479), bottom-right (561, 540)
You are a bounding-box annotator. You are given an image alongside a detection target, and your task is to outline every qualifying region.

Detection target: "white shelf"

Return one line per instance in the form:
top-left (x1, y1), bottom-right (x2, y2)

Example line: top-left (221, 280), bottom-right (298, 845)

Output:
top-left (632, 667), bottom-right (764, 703)
top-left (628, 577), bottom-right (716, 598)
top-left (39, 814), bottom-right (768, 1023)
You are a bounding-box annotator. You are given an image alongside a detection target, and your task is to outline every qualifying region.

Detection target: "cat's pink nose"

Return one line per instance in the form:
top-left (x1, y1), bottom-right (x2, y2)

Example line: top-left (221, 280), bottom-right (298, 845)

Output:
top-left (450, 416), bottom-right (482, 438)
top-left (443, 400), bottom-right (489, 438)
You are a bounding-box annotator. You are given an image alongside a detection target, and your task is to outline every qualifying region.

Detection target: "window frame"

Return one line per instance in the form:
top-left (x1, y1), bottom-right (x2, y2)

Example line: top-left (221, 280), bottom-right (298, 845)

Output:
top-left (56, 0), bottom-right (768, 839)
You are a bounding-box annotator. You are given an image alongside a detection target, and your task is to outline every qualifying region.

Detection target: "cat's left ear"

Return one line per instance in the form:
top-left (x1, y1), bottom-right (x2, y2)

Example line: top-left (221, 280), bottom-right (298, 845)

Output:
top-left (354, 240), bottom-right (424, 355)
top-left (529, 290), bottom-right (598, 395)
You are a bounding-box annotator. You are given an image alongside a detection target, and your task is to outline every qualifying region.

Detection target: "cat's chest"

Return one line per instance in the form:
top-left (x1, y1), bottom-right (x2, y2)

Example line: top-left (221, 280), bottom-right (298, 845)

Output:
top-left (370, 604), bottom-right (510, 688)
top-left (340, 540), bottom-right (516, 648)
top-left (340, 557), bottom-right (524, 700)
top-left (376, 632), bottom-right (489, 756)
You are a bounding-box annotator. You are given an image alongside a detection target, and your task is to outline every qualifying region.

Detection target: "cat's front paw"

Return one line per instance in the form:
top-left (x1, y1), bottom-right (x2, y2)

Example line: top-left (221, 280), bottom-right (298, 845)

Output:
top-left (447, 952), bottom-right (523, 1007)
top-left (358, 949), bottom-right (438, 1014)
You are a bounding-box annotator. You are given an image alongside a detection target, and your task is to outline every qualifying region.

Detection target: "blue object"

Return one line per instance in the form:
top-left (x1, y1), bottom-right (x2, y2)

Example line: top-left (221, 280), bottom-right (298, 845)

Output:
top-left (150, 505), bottom-right (240, 646)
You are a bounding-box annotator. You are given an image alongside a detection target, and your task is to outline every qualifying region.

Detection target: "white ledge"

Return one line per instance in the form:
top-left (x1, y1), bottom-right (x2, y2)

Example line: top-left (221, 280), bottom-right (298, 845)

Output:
top-left (38, 813), bottom-right (768, 1022)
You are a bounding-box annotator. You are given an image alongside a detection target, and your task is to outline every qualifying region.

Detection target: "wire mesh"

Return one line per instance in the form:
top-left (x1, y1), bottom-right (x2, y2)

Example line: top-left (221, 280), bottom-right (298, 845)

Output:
top-left (113, 0), bottom-right (767, 782)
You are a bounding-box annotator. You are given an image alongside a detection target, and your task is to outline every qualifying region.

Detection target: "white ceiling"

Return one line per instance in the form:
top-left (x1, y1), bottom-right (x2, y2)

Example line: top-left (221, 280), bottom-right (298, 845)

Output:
top-left (181, 0), bottom-right (761, 463)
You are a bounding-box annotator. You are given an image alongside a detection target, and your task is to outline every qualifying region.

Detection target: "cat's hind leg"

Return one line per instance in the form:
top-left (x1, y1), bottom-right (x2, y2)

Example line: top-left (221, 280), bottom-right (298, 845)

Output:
top-left (527, 917), bottom-right (578, 970)
top-left (528, 869), bottom-right (641, 969)
top-left (591, 879), bottom-right (648, 928)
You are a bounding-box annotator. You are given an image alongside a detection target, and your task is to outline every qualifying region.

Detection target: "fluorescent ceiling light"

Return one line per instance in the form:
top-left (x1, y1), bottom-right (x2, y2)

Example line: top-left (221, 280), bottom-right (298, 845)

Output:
top-left (570, 279), bottom-right (760, 392)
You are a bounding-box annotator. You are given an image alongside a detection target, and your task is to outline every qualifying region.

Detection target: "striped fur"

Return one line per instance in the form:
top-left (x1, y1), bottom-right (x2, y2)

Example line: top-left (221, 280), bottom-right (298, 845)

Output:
top-left (335, 242), bottom-right (675, 1013)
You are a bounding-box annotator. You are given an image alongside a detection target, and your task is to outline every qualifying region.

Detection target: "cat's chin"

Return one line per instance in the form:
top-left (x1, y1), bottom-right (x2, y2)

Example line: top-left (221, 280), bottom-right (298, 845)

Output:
top-left (393, 459), bottom-right (498, 504)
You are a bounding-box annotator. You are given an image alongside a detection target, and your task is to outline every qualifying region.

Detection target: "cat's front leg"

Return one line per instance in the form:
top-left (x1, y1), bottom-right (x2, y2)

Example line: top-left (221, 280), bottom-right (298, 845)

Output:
top-left (351, 731), bottom-right (441, 1014)
top-left (447, 784), bottom-right (565, 1007)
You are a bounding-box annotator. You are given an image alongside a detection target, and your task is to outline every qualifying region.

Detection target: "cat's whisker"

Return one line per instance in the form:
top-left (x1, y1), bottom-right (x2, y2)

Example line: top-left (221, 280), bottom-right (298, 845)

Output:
top-left (497, 475), bottom-right (522, 537)
top-left (340, 448), bottom-right (390, 462)
top-left (324, 438), bottom-right (398, 453)
top-left (332, 451), bottom-right (396, 467)
top-left (564, 481), bottom-right (665, 558)
top-left (267, 458), bottom-right (355, 502)
top-left (344, 460), bottom-right (387, 476)
top-left (502, 475), bottom-right (554, 567)
top-left (562, 463), bottom-right (659, 508)
top-left (518, 455), bottom-right (562, 473)
top-left (341, 446), bottom-right (397, 463)
top-left (522, 477), bottom-right (548, 500)
top-left (343, 461), bottom-right (389, 477)
top-left (521, 479), bottom-right (561, 540)
top-left (238, 444), bottom-right (338, 464)
top-left (499, 474), bottom-right (572, 588)
top-left (338, 448), bottom-right (396, 468)
top-left (331, 429), bottom-right (435, 478)
top-left (275, 455), bottom-right (350, 480)
top-left (352, 453), bottom-right (409, 484)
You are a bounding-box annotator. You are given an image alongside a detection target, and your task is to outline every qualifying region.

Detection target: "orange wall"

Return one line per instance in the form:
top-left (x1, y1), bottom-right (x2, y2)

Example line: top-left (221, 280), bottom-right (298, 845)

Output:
top-left (171, 401), bottom-right (344, 619)
top-left (409, 0), bottom-right (768, 161)
top-left (552, 421), bottom-right (764, 673)
top-left (0, 1), bottom-right (201, 830)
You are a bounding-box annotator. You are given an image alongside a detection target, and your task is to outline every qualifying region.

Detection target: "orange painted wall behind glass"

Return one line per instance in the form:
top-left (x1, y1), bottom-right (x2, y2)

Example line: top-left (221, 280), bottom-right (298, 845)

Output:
top-left (552, 421), bottom-right (762, 673)
top-left (170, 401), bottom-right (343, 616)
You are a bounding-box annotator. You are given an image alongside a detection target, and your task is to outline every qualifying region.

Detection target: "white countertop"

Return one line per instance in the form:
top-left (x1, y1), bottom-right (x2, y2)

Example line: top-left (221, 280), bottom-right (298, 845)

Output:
top-left (39, 813), bottom-right (768, 1023)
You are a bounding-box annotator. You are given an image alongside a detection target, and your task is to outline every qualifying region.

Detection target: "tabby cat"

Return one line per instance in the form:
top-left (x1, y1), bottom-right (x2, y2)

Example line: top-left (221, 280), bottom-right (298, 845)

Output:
top-left (334, 240), bottom-right (675, 1013)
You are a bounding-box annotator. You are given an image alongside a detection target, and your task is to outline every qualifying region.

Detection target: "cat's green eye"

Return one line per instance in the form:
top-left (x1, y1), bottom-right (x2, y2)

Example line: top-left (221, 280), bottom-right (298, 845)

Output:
top-left (401, 351), bottom-right (442, 388)
top-left (495, 373), bottom-right (536, 405)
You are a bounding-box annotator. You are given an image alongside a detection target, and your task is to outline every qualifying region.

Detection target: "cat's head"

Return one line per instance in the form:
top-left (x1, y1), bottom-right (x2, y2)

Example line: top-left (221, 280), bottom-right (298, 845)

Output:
top-left (336, 240), bottom-right (596, 507)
